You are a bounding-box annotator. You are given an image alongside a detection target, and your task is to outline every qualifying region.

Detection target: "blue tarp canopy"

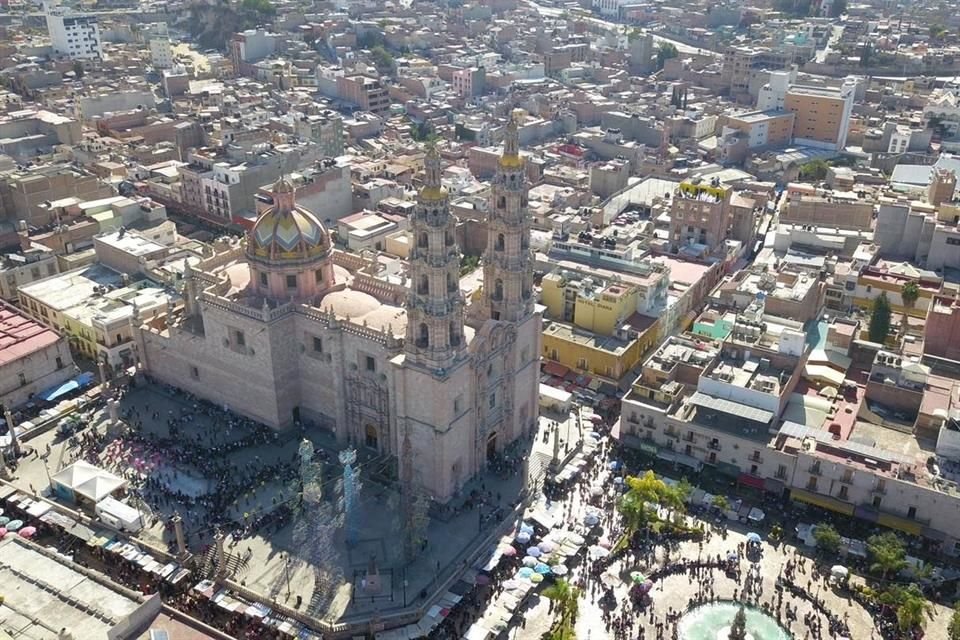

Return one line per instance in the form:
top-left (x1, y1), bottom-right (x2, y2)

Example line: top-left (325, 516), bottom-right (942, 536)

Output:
top-left (38, 372), bottom-right (95, 402)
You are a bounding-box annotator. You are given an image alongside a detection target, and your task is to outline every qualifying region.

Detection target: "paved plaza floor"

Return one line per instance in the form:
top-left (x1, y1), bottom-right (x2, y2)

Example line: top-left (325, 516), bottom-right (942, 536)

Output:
top-left (11, 384), bottom-right (576, 626)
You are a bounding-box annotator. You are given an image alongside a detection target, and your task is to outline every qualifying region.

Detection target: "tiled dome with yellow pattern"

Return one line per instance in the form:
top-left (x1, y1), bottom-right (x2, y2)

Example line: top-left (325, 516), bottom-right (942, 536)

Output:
top-left (249, 178), bottom-right (331, 261)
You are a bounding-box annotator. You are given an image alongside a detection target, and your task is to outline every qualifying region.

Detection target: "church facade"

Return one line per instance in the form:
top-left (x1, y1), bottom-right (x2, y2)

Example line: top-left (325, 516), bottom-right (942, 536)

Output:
top-left (136, 119), bottom-right (541, 501)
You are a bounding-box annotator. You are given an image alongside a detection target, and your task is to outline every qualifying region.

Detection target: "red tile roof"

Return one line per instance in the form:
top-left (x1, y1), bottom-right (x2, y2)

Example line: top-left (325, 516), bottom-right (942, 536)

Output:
top-left (0, 303), bottom-right (61, 367)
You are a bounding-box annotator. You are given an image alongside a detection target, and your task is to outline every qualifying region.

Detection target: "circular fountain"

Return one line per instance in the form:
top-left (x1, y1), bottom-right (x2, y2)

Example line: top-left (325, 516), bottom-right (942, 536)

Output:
top-left (677, 601), bottom-right (792, 640)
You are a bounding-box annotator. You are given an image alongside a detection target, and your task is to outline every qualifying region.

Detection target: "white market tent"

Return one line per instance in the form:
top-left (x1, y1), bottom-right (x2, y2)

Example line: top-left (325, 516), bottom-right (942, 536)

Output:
top-left (51, 460), bottom-right (127, 503)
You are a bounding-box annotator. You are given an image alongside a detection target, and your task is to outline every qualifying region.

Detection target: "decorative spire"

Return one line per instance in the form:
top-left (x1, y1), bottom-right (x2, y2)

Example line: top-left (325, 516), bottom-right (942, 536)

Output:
top-left (424, 144), bottom-right (441, 189)
top-left (503, 114), bottom-right (519, 158)
top-left (272, 175), bottom-right (296, 211)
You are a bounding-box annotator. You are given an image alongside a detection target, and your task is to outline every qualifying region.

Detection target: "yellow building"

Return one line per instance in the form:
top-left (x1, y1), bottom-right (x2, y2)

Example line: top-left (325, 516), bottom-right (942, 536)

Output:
top-left (542, 321), bottom-right (644, 381)
top-left (541, 270), bottom-right (660, 336)
top-left (852, 263), bottom-right (940, 319)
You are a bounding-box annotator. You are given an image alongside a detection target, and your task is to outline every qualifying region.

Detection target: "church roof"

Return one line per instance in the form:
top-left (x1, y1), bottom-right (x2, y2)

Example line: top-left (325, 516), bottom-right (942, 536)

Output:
top-left (249, 177), bottom-right (331, 262)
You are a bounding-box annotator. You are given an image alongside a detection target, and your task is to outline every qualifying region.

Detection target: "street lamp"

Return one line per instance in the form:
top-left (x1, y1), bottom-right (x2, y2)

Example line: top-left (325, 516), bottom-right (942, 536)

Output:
top-left (283, 554), bottom-right (292, 600)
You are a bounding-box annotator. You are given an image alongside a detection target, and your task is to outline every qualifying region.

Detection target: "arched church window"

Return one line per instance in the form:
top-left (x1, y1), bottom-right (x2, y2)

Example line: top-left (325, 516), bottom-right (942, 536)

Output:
top-left (418, 232), bottom-right (428, 248)
top-left (418, 275), bottom-right (429, 295)
top-left (495, 233), bottom-right (505, 251)
top-left (418, 323), bottom-right (429, 348)
top-left (494, 279), bottom-right (504, 301)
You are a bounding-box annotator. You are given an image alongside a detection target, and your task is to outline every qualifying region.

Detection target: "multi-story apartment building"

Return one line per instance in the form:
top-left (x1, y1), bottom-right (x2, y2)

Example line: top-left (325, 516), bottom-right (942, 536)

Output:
top-left (0, 247), bottom-right (59, 302)
top-left (336, 75), bottom-right (391, 115)
top-left (784, 81), bottom-right (857, 151)
top-left (293, 112), bottom-right (344, 158)
top-left (44, 2), bottom-right (102, 60)
top-left (722, 47), bottom-right (792, 97)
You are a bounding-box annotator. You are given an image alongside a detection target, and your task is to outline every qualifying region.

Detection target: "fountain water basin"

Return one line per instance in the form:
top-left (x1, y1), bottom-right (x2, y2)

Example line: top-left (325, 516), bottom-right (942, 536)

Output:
top-left (678, 601), bottom-right (792, 640)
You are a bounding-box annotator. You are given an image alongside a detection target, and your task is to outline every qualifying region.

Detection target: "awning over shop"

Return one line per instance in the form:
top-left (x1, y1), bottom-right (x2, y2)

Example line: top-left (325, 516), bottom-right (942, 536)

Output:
top-left (738, 473), bottom-right (764, 489)
top-left (716, 461), bottom-right (740, 477)
top-left (854, 505), bottom-right (878, 523)
top-left (921, 527), bottom-right (947, 542)
top-left (37, 372), bottom-right (95, 402)
top-left (763, 478), bottom-right (785, 494)
top-left (790, 488), bottom-right (855, 516)
top-left (657, 449), bottom-right (703, 471)
top-left (543, 362), bottom-right (569, 378)
top-left (877, 512), bottom-right (923, 536)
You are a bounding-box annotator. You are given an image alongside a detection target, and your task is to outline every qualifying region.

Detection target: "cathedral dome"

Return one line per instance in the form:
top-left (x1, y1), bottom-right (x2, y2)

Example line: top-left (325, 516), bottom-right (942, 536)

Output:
top-left (249, 178), bottom-right (331, 263)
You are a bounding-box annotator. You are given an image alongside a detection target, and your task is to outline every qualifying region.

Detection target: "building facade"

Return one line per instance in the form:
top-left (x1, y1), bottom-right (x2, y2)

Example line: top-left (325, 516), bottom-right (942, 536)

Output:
top-left (44, 2), bottom-right (102, 60)
top-left (136, 128), bottom-right (541, 502)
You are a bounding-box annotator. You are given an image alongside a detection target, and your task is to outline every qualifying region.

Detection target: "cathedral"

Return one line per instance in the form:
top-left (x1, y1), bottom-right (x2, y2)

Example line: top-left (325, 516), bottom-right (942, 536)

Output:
top-left (135, 118), bottom-right (542, 502)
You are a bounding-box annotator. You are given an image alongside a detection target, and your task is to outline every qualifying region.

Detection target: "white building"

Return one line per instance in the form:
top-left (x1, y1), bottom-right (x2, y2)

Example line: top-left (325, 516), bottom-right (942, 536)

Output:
top-left (150, 37), bottom-right (175, 69)
top-left (44, 2), bottom-right (102, 60)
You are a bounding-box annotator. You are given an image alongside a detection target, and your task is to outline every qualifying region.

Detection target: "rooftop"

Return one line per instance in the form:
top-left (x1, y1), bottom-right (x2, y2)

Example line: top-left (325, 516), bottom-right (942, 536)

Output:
top-left (0, 302), bottom-right (62, 367)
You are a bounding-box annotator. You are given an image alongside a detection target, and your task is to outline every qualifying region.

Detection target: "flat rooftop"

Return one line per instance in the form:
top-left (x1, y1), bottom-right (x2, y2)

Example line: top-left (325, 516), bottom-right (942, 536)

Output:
top-left (19, 264), bottom-right (124, 312)
top-left (0, 537), bottom-right (144, 639)
top-left (544, 321), bottom-right (633, 355)
top-left (96, 231), bottom-right (167, 257)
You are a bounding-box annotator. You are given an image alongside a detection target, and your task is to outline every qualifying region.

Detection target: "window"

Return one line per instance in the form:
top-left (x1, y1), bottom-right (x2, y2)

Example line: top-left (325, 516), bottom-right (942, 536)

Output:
top-left (776, 464), bottom-right (787, 479)
top-left (55, 356), bottom-right (63, 369)
top-left (190, 366), bottom-right (200, 379)
top-left (30, 267), bottom-right (40, 279)
top-left (489, 392), bottom-right (496, 409)
top-left (365, 356), bottom-right (376, 372)
top-left (907, 506), bottom-right (917, 519)
top-left (17, 372), bottom-right (26, 386)
top-left (313, 337), bottom-right (323, 353)
top-left (286, 274), bottom-right (297, 289)
top-left (260, 272), bottom-right (268, 287)
top-left (872, 495), bottom-right (882, 508)
top-left (454, 394), bottom-right (463, 414)
top-left (235, 330), bottom-right (245, 347)
top-left (576, 357), bottom-right (587, 369)
top-left (315, 269), bottom-right (324, 284)
top-left (838, 485), bottom-right (848, 500)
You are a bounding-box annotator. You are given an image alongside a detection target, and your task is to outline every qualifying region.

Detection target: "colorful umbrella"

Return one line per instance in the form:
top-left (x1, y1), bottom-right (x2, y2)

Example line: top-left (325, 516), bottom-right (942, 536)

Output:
top-left (538, 541), bottom-right (556, 553)
top-left (746, 532), bottom-right (762, 543)
top-left (520, 523), bottom-right (535, 534)
top-left (500, 545), bottom-right (517, 557)
top-left (18, 526), bottom-right (36, 538)
top-left (630, 571), bottom-right (646, 584)
top-left (502, 579), bottom-right (521, 590)
top-left (552, 565), bottom-right (569, 576)
top-left (588, 545), bottom-right (610, 560)
top-left (517, 567), bottom-right (534, 579)
top-left (0, 528), bottom-right (6, 537)
top-left (526, 546), bottom-right (542, 557)
top-left (597, 537), bottom-right (613, 549)
top-left (584, 514), bottom-right (600, 526)
top-left (531, 573), bottom-right (544, 583)
top-left (534, 563), bottom-right (551, 575)
top-left (0, 517), bottom-right (9, 526)
top-left (523, 556), bottom-right (538, 567)
top-left (516, 531), bottom-right (531, 544)
top-left (641, 580), bottom-right (654, 592)
top-left (6, 519), bottom-right (23, 532)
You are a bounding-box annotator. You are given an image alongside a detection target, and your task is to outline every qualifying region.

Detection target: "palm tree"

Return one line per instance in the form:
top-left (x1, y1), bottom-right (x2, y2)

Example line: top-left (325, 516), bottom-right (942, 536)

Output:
top-left (900, 281), bottom-right (920, 349)
top-left (868, 532), bottom-right (908, 580)
top-left (543, 578), bottom-right (581, 639)
top-left (880, 584), bottom-right (933, 632)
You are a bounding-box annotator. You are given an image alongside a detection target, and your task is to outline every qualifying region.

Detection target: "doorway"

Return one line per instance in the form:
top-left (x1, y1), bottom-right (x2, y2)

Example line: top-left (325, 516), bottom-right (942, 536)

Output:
top-left (365, 424), bottom-right (379, 450)
top-left (486, 432), bottom-right (497, 462)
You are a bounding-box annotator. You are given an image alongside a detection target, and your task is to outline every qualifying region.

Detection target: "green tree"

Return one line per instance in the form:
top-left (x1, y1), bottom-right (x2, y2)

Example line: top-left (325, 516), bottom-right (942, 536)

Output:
top-left (655, 42), bottom-right (679, 70)
top-left (813, 523), bottom-right (842, 554)
top-left (869, 292), bottom-right (892, 344)
top-left (900, 281), bottom-right (919, 345)
top-left (543, 579), bottom-right (581, 640)
top-left (868, 531), bottom-right (907, 580)
top-left (676, 477), bottom-right (694, 505)
top-left (799, 159), bottom-right (829, 181)
top-left (370, 45), bottom-right (396, 77)
top-left (711, 494), bottom-right (730, 512)
top-left (72, 61), bottom-right (84, 79)
top-left (620, 470), bottom-right (676, 531)
top-left (947, 602), bottom-right (960, 640)
top-left (880, 583), bottom-right (933, 632)
top-left (931, 24), bottom-right (949, 41)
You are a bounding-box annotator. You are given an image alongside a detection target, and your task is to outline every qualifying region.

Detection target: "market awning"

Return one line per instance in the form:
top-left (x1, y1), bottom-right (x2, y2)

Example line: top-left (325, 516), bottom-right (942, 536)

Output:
top-left (37, 372), bottom-right (95, 402)
top-left (790, 488), bottom-right (855, 516)
top-left (657, 449), bottom-right (703, 471)
top-left (738, 473), bottom-right (764, 490)
top-left (877, 512), bottom-right (923, 536)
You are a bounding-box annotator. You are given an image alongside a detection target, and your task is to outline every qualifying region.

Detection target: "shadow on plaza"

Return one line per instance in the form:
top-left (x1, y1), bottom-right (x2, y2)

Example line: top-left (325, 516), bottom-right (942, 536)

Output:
top-left (110, 385), bottom-right (536, 623)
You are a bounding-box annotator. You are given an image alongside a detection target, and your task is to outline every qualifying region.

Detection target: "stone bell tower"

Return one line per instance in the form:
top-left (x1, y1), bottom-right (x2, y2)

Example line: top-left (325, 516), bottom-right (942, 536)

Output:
top-left (403, 144), bottom-right (466, 370)
top-left (482, 112), bottom-right (534, 322)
